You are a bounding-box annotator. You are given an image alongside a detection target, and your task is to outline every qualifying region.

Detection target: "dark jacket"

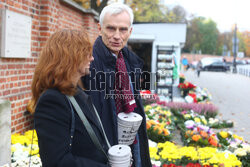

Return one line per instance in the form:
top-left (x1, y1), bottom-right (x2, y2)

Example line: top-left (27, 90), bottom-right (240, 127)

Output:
top-left (34, 88), bottom-right (110, 167)
top-left (82, 36), bottom-right (152, 167)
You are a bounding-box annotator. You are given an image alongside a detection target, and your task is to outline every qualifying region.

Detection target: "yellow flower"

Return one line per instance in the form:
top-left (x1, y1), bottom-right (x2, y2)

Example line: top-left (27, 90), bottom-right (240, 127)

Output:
top-left (144, 105), bottom-right (152, 112)
top-left (194, 117), bottom-right (201, 123)
top-left (184, 114), bottom-right (191, 119)
top-left (233, 134), bottom-right (244, 141)
top-left (165, 111), bottom-right (172, 117)
top-left (219, 131), bottom-right (229, 138)
top-left (202, 118), bottom-right (207, 125)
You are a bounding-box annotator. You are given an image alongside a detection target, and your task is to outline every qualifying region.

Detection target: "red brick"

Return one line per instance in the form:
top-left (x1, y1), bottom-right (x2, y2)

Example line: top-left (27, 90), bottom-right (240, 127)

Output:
top-left (16, 124), bottom-right (23, 131)
top-left (0, 78), bottom-right (6, 83)
top-left (11, 76), bottom-right (18, 81)
top-left (3, 90), bottom-right (10, 96)
top-left (16, 113), bottom-right (23, 119)
top-left (39, 26), bottom-right (49, 31)
top-left (11, 88), bottom-right (19, 94)
top-left (0, 65), bottom-right (7, 69)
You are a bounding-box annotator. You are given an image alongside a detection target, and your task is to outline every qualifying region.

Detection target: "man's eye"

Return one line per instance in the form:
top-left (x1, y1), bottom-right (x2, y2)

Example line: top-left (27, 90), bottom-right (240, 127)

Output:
top-left (120, 28), bottom-right (128, 32)
top-left (107, 27), bottom-right (116, 31)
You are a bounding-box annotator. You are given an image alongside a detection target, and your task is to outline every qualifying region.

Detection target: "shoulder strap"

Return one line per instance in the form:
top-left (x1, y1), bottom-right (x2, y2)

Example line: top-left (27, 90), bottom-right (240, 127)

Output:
top-left (91, 104), bottom-right (111, 148)
top-left (66, 95), bottom-right (108, 158)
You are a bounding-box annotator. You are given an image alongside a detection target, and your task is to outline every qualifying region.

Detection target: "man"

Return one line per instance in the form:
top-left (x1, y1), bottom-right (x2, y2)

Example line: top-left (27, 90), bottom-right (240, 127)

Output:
top-left (82, 3), bottom-right (152, 167)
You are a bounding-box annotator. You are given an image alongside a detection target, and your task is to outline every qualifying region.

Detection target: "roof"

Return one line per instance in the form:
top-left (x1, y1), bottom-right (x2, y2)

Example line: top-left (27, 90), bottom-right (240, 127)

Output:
top-left (129, 23), bottom-right (187, 45)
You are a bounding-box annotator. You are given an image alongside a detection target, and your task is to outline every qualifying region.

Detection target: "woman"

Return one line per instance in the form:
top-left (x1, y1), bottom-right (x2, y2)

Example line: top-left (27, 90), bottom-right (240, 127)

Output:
top-left (31, 29), bottom-right (110, 167)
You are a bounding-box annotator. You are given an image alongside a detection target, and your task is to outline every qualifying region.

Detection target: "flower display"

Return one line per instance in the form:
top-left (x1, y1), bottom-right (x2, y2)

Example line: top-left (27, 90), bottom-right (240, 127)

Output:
top-left (11, 130), bottom-right (42, 167)
top-left (179, 73), bottom-right (185, 83)
top-left (150, 141), bottom-right (242, 166)
top-left (144, 75), bottom-right (249, 166)
top-left (158, 102), bottom-right (218, 118)
top-left (146, 120), bottom-right (172, 143)
top-left (178, 82), bottom-right (196, 97)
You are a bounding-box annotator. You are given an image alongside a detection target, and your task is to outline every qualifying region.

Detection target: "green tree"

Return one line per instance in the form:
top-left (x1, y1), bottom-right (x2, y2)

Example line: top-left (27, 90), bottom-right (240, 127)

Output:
top-left (199, 19), bottom-right (219, 54)
top-left (183, 16), bottom-right (204, 53)
top-left (127, 0), bottom-right (166, 22)
top-left (183, 17), bottom-right (220, 55)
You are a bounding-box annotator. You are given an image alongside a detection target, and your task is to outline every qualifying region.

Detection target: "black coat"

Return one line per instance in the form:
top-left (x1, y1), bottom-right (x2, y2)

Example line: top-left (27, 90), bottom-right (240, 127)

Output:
top-left (82, 36), bottom-right (152, 167)
top-left (34, 88), bottom-right (110, 167)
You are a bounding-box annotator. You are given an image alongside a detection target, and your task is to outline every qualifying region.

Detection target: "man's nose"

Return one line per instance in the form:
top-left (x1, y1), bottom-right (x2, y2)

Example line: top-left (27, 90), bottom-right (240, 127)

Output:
top-left (113, 29), bottom-right (121, 39)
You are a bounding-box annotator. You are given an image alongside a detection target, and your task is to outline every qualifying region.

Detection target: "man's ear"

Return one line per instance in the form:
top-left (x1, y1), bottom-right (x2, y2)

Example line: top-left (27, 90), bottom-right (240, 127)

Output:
top-left (98, 23), bottom-right (102, 36)
top-left (129, 27), bottom-right (133, 36)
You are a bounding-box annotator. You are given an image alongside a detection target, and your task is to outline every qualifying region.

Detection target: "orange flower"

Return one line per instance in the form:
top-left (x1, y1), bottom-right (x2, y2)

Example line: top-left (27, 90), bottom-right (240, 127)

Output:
top-left (192, 135), bottom-right (201, 142)
top-left (163, 129), bottom-right (169, 136)
top-left (185, 130), bottom-right (193, 137)
top-left (208, 136), bottom-right (218, 147)
top-left (157, 128), bottom-right (163, 135)
top-left (146, 122), bottom-right (151, 129)
top-left (200, 131), bottom-right (208, 138)
top-left (149, 120), bottom-right (156, 125)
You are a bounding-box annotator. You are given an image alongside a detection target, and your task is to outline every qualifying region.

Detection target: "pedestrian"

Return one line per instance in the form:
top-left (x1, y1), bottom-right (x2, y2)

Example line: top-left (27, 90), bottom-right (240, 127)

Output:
top-left (197, 60), bottom-right (202, 77)
top-left (181, 56), bottom-right (189, 71)
top-left (82, 3), bottom-right (152, 167)
top-left (31, 29), bottom-right (111, 166)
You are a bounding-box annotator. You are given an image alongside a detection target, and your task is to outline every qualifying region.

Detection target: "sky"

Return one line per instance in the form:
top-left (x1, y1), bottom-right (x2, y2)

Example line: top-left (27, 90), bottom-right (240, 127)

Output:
top-left (164, 0), bottom-right (250, 33)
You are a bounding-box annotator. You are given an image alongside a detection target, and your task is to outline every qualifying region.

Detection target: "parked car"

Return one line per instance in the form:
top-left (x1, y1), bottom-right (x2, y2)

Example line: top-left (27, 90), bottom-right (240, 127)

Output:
top-left (200, 57), bottom-right (223, 69)
top-left (202, 61), bottom-right (230, 72)
top-left (236, 60), bottom-right (246, 65)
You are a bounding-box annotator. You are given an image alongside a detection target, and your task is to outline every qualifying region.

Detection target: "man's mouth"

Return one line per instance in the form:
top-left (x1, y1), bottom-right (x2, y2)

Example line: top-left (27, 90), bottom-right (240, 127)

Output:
top-left (111, 42), bottom-right (120, 47)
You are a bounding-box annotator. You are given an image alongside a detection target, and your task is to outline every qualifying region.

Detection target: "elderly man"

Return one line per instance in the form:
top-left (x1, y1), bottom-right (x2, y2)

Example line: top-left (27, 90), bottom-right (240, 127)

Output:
top-left (82, 3), bottom-right (152, 167)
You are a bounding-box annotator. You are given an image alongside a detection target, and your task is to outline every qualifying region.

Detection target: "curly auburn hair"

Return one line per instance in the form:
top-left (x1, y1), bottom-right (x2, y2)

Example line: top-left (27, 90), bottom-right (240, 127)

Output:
top-left (31, 29), bottom-right (92, 113)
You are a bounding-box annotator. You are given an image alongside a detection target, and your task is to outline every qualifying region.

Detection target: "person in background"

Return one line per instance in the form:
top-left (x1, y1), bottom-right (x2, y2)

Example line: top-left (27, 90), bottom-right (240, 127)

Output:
top-left (31, 29), bottom-right (110, 167)
top-left (82, 3), bottom-right (152, 167)
top-left (181, 56), bottom-right (189, 71)
top-left (196, 60), bottom-right (202, 77)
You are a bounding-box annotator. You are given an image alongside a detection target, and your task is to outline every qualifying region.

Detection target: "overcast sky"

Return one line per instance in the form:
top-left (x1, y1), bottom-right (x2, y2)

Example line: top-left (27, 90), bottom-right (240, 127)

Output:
top-left (164, 0), bottom-right (250, 32)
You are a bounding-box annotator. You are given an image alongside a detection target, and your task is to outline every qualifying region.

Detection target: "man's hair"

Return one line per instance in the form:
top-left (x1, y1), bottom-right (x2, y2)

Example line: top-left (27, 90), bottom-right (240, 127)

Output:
top-left (99, 2), bottom-right (134, 27)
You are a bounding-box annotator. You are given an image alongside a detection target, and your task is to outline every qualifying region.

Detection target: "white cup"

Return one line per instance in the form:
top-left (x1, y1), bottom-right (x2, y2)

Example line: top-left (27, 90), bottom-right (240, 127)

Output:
top-left (117, 112), bottom-right (142, 145)
top-left (108, 145), bottom-right (132, 167)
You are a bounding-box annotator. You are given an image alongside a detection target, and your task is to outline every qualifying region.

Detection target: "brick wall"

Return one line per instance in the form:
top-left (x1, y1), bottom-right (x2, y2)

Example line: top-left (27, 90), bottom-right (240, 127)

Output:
top-left (0, 0), bottom-right (99, 134)
top-left (181, 53), bottom-right (250, 64)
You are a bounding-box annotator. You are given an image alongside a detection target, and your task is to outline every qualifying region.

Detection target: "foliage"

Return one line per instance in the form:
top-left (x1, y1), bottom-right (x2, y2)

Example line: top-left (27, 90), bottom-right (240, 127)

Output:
top-left (183, 17), bottom-right (220, 55)
top-left (73, 0), bottom-right (107, 13)
top-left (198, 19), bottom-right (219, 54)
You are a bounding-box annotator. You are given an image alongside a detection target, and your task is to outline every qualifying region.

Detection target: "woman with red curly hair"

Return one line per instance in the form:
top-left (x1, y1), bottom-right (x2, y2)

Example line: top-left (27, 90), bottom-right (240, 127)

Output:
top-left (31, 29), bottom-right (110, 167)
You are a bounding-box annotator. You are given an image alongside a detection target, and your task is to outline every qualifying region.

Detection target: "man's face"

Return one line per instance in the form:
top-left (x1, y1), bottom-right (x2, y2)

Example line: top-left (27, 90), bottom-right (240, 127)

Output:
top-left (99, 11), bottom-right (132, 55)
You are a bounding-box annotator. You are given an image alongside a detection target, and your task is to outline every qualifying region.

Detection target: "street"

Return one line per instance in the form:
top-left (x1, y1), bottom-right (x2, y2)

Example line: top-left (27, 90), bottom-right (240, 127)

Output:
top-left (183, 69), bottom-right (250, 142)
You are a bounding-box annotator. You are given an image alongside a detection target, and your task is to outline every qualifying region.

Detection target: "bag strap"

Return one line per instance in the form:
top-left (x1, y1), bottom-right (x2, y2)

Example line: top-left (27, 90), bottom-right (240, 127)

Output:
top-left (92, 104), bottom-right (111, 148)
top-left (66, 95), bottom-right (109, 158)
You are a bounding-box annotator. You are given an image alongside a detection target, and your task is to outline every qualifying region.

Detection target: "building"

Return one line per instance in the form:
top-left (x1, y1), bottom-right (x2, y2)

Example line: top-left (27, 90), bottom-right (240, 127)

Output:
top-left (128, 23), bottom-right (187, 100)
